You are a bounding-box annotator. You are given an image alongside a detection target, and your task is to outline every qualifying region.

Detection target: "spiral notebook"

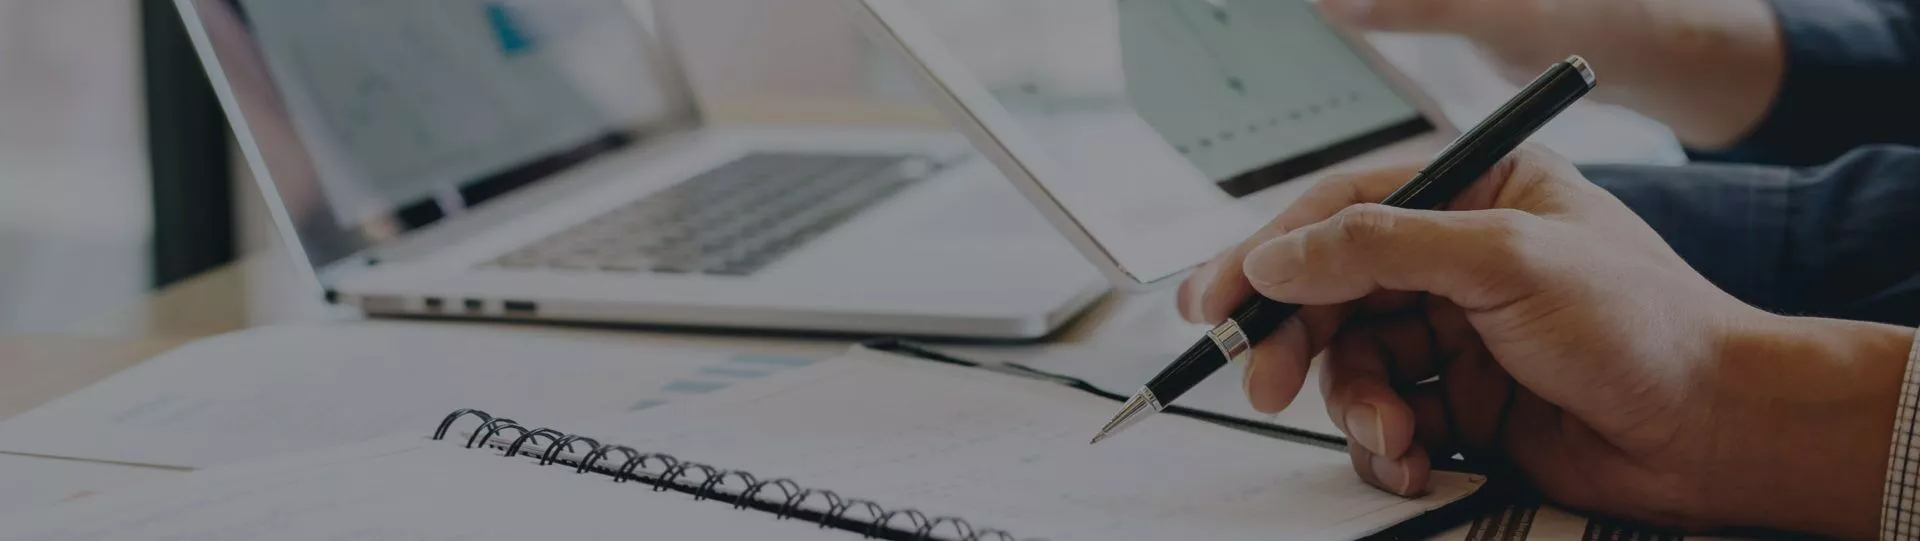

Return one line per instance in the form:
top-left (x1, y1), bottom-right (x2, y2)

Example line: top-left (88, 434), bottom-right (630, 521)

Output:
top-left (0, 342), bottom-right (1491, 540)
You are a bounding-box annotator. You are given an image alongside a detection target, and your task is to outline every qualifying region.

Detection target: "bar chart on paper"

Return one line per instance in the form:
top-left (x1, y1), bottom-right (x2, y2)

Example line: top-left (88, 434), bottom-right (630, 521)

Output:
top-left (1115, 0), bottom-right (1421, 181)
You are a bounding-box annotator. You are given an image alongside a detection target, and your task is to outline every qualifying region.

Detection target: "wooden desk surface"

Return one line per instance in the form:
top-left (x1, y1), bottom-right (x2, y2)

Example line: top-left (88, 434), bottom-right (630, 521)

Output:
top-left (0, 336), bottom-right (180, 422)
top-left (0, 255), bottom-right (270, 420)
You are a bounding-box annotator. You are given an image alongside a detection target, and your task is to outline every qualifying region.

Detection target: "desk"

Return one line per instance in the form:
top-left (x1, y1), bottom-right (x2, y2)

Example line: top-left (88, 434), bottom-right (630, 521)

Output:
top-left (0, 254), bottom-right (1695, 541)
top-left (0, 48), bottom-right (1690, 531)
top-left (0, 254), bottom-right (314, 421)
top-left (0, 248), bottom-right (1193, 423)
top-left (0, 336), bottom-right (178, 422)
top-left (0, 247), bottom-right (1188, 515)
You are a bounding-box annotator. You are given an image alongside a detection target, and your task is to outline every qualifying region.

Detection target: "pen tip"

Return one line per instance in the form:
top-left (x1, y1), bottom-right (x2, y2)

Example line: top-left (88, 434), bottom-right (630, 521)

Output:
top-left (1090, 389), bottom-right (1161, 446)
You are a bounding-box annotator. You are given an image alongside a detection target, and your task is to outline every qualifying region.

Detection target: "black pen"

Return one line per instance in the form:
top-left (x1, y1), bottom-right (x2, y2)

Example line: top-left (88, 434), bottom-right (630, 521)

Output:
top-left (1091, 56), bottom-right (1597, 444)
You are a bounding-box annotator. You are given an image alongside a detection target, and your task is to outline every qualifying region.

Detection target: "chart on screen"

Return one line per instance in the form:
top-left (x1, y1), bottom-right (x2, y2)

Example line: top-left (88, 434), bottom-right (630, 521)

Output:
top-left (1115, 0), bottom-right (1419, 182)
top-left (234, 0), bottom-right (671, 224)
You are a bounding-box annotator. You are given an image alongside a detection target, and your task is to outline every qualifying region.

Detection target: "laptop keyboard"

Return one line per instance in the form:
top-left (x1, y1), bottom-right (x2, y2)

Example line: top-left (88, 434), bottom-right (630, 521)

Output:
top-left (490, 152), bottom-right (934, 276)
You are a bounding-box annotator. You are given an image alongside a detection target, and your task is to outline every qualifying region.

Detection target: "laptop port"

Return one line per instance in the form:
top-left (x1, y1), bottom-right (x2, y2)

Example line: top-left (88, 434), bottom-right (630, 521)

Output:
top-left (503, 300), bottom-right (538, 316)
top-left (422, 297), bottom-right (444, 312)
top-left (463, 299), bottom-right (485, 313)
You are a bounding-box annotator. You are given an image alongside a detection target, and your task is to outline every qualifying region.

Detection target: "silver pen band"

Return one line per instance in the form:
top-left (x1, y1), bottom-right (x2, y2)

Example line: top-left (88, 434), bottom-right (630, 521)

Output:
top-left (1208, 319), bottom-right (1252, 365)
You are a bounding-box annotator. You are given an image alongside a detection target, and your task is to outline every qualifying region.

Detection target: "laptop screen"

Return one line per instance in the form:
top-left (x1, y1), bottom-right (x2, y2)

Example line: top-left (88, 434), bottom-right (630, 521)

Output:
top-left (183, 0), bottom-right (692, 270)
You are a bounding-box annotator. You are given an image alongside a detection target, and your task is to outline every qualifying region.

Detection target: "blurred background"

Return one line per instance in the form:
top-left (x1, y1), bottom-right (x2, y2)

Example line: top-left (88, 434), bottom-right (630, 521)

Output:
top-left (0, 0), bottom-right (1681, 333)
top-left (0, 2), bottom-right (148, 332)
top-left (1, 0), bottom-right (898, 333)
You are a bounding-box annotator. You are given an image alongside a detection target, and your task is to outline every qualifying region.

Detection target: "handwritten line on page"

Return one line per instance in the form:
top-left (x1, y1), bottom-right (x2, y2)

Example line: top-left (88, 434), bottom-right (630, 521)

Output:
top-left (953, 343), bottom-right (1344, 438)
top-left (0, 322), bottom-right (815, 469)
top-left (550, 346), bottom-right (1483, 540)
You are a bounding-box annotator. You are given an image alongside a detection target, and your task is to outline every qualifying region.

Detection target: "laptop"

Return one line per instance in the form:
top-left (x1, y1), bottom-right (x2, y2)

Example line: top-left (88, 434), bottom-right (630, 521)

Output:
top-left (851, 0), bottom-right (1456, 290)
top-left (174, 0), bottom-right (1108, 339)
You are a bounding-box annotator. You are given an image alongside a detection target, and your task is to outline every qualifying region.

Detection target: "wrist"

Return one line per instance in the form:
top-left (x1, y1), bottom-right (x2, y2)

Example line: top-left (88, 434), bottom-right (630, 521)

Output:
top-left (1706, 314), bottom-right (1913, 540)
top-left (1599, 0), bottom-right (1784, 149)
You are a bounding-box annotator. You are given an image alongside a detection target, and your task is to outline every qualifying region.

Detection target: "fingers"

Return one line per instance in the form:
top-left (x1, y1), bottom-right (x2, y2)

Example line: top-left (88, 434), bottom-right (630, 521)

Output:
top-left (1398, 346), bottom-right (1517, 458)
top-left (1319, 316), bottom-right (1429, 458)
top-left (1244, 305), bottom-right (1347, 413)
top-left (1433, 336), bottom-right (1514, 455)
top-left (1413, 297), bottom-right (1514, 455)
top-left (1189, 149), bottom-right (1554, 325)
top-left (1189, 164), bottom-right (1427, 325)
top-left (1352, 440), bottom-right (1433, 498)
top-left (1405, 384), bottom-right (1455, 455)
top-left (1175, 259), bottom-right (1212, 323)
top-left (1242, 204), bottom-right (1543, 312)
top-left (1240, 291), bottom-right (1434, 414)
top-left (1319, 312), bottom-right (1500, 499)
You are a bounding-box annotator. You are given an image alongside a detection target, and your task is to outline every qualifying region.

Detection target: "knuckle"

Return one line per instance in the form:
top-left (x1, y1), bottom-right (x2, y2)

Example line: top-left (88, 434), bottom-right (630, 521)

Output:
top-left (1257, 213), bottom-right (1292, 236)
top-left (1464, 209), bottom-right (1543, 280)
top-left (1499, 146), bottom-right (1592, 208)
top-left (1329, 204), bottom-right (1398, 247)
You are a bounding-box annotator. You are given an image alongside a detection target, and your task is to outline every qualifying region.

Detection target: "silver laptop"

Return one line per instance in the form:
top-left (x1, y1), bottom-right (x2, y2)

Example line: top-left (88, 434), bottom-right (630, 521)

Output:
top-left (175, 0), bottom-right (1107, 339)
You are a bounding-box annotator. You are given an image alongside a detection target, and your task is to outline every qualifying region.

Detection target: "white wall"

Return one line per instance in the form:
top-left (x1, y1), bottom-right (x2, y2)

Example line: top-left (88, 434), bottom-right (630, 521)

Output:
top-left (0, 1), bottom-right (151, 332)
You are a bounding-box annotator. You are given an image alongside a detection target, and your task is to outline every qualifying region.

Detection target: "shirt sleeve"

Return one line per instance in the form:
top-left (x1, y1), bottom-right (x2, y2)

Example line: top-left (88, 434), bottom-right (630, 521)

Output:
top-left (1881, 326), bottom-right (1920, 540)
top-left (1690, 0), bottom-right (1920, 167)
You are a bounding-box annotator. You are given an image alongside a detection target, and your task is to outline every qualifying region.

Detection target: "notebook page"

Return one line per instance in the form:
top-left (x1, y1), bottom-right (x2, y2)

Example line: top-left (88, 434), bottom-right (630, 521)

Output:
top-left (0, 322), bottom-right (820, 469)
top-left (0, 436), bottom-right (850, 541)
top-left (0, 454), bottom-right (178, 516)
top-left (567, 347), bottom-right (1484, 540)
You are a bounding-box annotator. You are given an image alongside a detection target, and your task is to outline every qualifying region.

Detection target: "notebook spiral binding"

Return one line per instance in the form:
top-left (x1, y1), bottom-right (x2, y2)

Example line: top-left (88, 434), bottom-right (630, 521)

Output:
top-left (433, 408), bottom-right (1027, 541)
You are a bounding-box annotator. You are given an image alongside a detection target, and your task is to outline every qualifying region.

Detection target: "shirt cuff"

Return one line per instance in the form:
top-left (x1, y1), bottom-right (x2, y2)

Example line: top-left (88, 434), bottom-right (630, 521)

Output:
top-left (1881, 326), bottom-right (1920, 540)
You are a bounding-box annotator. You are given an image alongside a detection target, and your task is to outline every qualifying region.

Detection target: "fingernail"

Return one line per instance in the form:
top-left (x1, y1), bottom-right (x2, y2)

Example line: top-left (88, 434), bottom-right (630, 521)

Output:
top-left (1243, 358), bottom-right (1263, 409)
top-left (1321, 0), bottom-right (1374, 23)
top-left (1369, 454), bottom-right (1414, 496)
top-left (1345, 402), bottom-right (1386, 456)
top-left (1242, 237), bottom-right (1293, 288)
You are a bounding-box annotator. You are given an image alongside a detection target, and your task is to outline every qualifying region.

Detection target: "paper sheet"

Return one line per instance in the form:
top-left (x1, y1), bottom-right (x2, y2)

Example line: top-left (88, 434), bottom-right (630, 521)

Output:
top-left (0, 454), bottom-right (179, 516)
top-left (0, 437), bottom-right (849, 541)
top-left (0, 322), bottom-right (818, 469)
top-left (955, 343), bottom-right (1344, 438)
top-left (559, 347), bottom-right (1481, 540)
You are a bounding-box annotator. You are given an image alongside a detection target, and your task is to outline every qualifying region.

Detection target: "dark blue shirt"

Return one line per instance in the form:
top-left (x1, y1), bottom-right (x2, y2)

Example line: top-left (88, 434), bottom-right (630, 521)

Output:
top-left (1693, 0), bottom-right (1920, 166)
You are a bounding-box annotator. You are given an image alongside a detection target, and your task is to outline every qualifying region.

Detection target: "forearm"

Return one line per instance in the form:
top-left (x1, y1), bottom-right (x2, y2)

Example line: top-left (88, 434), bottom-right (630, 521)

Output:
top-left (1688, 0), bottom-right (1920, 166)
top-left (1602, 0), bottom-right (1784, 150)
top-left (1711, 315), bottom-right (1916, 540)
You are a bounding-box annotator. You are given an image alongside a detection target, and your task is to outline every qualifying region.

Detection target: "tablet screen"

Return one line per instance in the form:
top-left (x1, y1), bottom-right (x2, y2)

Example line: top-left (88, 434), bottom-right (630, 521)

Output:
top-left (889, 0), bottom-right (1433, 283)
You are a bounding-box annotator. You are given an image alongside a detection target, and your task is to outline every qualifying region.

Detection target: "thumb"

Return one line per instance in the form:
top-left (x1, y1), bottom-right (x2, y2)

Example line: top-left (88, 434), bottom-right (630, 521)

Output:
top-left (1318, 0), bottom-right (1503, 36)
top-left (1242, 204), bottom-right (1541, 312)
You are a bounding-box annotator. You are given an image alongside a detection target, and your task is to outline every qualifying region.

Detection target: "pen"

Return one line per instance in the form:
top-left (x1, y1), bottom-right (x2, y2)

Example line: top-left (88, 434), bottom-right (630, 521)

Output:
top-left (1092, 56), bottom-right (1597, 444)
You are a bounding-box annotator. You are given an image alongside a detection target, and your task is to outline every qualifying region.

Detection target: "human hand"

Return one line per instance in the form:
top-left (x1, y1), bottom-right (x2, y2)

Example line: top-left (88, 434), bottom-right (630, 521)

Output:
top-left (1175, 148), bottom-right (1914, 539)
top-left (1318, 0), bottom-right (1784, 149)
